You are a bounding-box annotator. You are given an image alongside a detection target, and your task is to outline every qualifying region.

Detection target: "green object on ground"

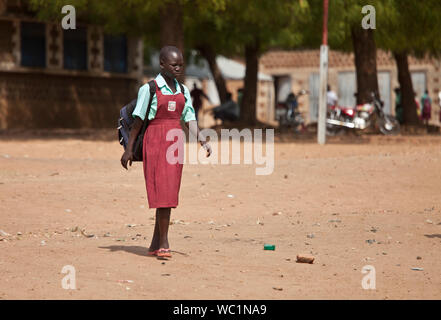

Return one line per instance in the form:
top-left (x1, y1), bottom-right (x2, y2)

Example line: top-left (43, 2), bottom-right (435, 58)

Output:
top-left (264, 244), bottom-right (275, 250)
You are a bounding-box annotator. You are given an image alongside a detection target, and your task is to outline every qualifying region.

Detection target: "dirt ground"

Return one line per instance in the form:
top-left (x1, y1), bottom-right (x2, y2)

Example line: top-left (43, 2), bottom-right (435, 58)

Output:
top-left (0, 129), bottom-right (441, 300)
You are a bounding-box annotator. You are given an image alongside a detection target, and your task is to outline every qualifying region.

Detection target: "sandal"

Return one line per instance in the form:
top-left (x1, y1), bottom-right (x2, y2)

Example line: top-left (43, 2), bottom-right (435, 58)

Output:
top-left (157, 248), bottom-right (172, 258)
top-left (147, 249), bottom-right (159, 256)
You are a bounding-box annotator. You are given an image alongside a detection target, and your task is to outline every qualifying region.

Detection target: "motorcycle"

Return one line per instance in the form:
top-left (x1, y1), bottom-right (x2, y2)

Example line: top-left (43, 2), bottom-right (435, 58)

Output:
top-left (326, 92), bottom-right (400, 136)
top-left (276, 90), bottom-right (307, 132)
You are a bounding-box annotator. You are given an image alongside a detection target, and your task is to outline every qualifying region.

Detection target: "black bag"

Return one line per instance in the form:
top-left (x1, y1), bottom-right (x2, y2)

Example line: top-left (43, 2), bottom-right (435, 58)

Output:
top-left (118, 80), bottom-right (187, 161)
top-left (118, 80), bottom-right (156, 161)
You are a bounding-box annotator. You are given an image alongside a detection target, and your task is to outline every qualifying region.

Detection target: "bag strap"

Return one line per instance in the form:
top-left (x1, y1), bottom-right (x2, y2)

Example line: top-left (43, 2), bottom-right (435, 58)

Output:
top-left (140, 80), bottom-right (156, 134)
top-left (178, 82), bottom-right (187, 102)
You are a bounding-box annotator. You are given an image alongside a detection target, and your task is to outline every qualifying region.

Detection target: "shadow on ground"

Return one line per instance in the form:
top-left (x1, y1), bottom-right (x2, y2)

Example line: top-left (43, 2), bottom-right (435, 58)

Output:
top-left (99, 245), bottom-right (151, 257)
top-left (98, 245), bottom-right (189, 257)
top-left (424, 234), bottom-right (441, 239)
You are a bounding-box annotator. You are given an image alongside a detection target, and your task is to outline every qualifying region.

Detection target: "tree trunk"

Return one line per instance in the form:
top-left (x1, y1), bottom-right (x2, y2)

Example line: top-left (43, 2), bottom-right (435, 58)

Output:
top-left (393, 51), bottom-right (419, 125)
top-left (159, 1), bottom-right (185, 82)
top-left (197, 44), bottom-right (228, 104)
top-left (351, 26), bottom-right (379, 104)
top-left (0, 0), bottom-right (6, 15)
top-left (241, 39), bottom-right (260, 125)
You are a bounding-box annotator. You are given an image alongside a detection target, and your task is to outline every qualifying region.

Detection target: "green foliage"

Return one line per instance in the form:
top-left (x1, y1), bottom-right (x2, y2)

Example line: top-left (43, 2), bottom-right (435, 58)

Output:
top-left (185, 0), bottom-right (309, 57)
top-left (310, 0), bottom-right (441, 57)
top-left (376, 0), bottom-right (441, 58)
top-left (28, 0), bottom-right (441, 57)
top-left (229, 0), bottom-right (308, 52)
top-left (29, 0), bottom-right (158, 35)
top-left (28, 0), bottom-right (229, 64)
top-left (298, 0), bottom-right (385, 51)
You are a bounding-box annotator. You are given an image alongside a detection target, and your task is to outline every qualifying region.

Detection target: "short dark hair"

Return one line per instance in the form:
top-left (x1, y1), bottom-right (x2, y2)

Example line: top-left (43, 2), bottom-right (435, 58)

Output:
top-left (159, 46), bottom-right (182, 62)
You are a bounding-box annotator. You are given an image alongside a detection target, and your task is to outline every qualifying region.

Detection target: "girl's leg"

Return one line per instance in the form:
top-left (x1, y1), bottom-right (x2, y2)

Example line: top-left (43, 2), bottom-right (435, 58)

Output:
top-left (148, 210), bottom-right (161, 252)
top-left (157, 207), bottom-right (172, 249)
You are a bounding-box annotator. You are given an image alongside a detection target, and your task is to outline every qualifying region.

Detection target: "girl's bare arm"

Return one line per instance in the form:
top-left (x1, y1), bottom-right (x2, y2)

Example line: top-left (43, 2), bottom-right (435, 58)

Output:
top-left (121, 117), bottom-right (143, 169)
top-left (185, 120), bottom-right (212, 157)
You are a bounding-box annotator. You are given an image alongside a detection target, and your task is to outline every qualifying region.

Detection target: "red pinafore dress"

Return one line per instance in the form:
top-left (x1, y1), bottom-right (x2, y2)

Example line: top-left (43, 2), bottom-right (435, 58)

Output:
top-left (142, 81), bottom-right (186, 208)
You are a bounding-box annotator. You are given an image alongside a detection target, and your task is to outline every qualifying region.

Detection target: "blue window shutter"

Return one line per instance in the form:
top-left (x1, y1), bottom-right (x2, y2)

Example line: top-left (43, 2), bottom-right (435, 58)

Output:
top-left (21, 22), bottom-right (46, 68)
top-left (63, 27), bottom-right (88, 70)
top-left (104, 35), bottom-right (127, 73)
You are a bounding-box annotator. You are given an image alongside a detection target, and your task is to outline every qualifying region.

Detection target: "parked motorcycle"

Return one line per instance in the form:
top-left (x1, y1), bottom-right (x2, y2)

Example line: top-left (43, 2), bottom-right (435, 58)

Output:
top-left (276, 90), bottom-right (307, 132)
top-left (326, 92), bottom-right (400, 136)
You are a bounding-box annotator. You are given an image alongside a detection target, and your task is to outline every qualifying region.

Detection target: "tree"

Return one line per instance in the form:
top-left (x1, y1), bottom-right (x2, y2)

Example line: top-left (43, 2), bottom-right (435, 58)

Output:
top-left (351, 27), bottom-right (379, 105)
top-left (159, 1), bottom-right (184, 53)
top-left (218, 0), bottom-right (307, 125)
top-left (195, 44), bottom-right (229, 104)
top-left (186, 0), bottom-right (308, 125)
top-left (303, 0), bottom-right (441, 126)
top-left (184, 0), bottom-right (229, 103)
top-left (302, 0), bottom-right (384, 106)
top-left (376, 0), bottom-right (441, 125)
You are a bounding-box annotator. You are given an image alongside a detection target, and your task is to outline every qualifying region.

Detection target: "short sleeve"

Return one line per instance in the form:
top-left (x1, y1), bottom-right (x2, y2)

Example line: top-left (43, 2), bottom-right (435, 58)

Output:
top-left (132, 83), bottom-right (157, 121)
top-left (180, 85), bottom-right (197, 122)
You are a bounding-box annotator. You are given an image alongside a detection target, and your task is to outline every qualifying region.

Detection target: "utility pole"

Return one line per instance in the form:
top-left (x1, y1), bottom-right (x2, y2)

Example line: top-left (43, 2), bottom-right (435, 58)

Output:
top-left (318, 0), bottom-right (329, 145)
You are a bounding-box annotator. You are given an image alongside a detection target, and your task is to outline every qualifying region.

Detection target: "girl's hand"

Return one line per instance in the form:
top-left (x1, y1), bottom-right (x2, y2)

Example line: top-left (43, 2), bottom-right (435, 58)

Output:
top-left (121, 151), bottom-right (134, 170)
top-left (201, 142), bottom-right (212, 157)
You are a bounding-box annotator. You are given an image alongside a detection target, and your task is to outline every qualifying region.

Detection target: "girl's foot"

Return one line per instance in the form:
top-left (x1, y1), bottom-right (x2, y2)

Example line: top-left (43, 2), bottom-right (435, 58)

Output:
top-left (147, 248), bottom-right (160, 256)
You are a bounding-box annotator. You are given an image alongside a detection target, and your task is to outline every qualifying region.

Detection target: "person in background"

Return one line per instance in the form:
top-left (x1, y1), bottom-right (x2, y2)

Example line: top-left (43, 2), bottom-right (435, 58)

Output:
top-left (190, 82), bottom-right (211, 122)
top-left (421, 89), bottom-right (432, 126)
top-left (327, 85), bottom-right (338, 108)
top-left (438, 91), bottom-right (441, 122)
top-left (205, 92), bottom-right (240, 124)
top-left (415, 92), bottom-right (422, 121)
top-left (237, 88), bottom-right (244, 110)
top-left (394, 87), bottom-right (403, 124)
top-left (286, 92), bottom-right (298, 119)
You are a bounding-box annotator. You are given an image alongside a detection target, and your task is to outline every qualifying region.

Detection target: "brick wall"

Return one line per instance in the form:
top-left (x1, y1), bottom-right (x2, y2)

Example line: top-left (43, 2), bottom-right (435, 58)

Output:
top-left (0, 16), bottom-right (143, 129)
top-left (0, 72), bottom-right (139, 129)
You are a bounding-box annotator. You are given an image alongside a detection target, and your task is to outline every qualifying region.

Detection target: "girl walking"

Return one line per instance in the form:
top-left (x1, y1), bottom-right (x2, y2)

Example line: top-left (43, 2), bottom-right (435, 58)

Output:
top-left (121, 46), bottom-right (212, 258)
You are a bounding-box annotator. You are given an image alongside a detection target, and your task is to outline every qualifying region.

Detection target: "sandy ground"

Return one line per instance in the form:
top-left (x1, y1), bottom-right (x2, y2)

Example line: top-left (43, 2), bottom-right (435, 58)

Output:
top-left (0, 129), bottom-right (441, 300)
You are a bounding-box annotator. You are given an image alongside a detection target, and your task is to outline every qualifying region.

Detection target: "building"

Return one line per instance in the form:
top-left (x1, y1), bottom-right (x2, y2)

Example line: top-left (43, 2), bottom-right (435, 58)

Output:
top-left (0, 0), bottom-right (143, 129)
top-left (260, 49), bottom-right (441, 126)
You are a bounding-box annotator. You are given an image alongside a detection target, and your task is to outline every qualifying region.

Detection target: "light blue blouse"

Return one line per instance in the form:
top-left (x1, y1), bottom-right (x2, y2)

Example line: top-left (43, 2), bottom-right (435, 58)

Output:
top-left (132, 73), bottom-right (196, 122)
